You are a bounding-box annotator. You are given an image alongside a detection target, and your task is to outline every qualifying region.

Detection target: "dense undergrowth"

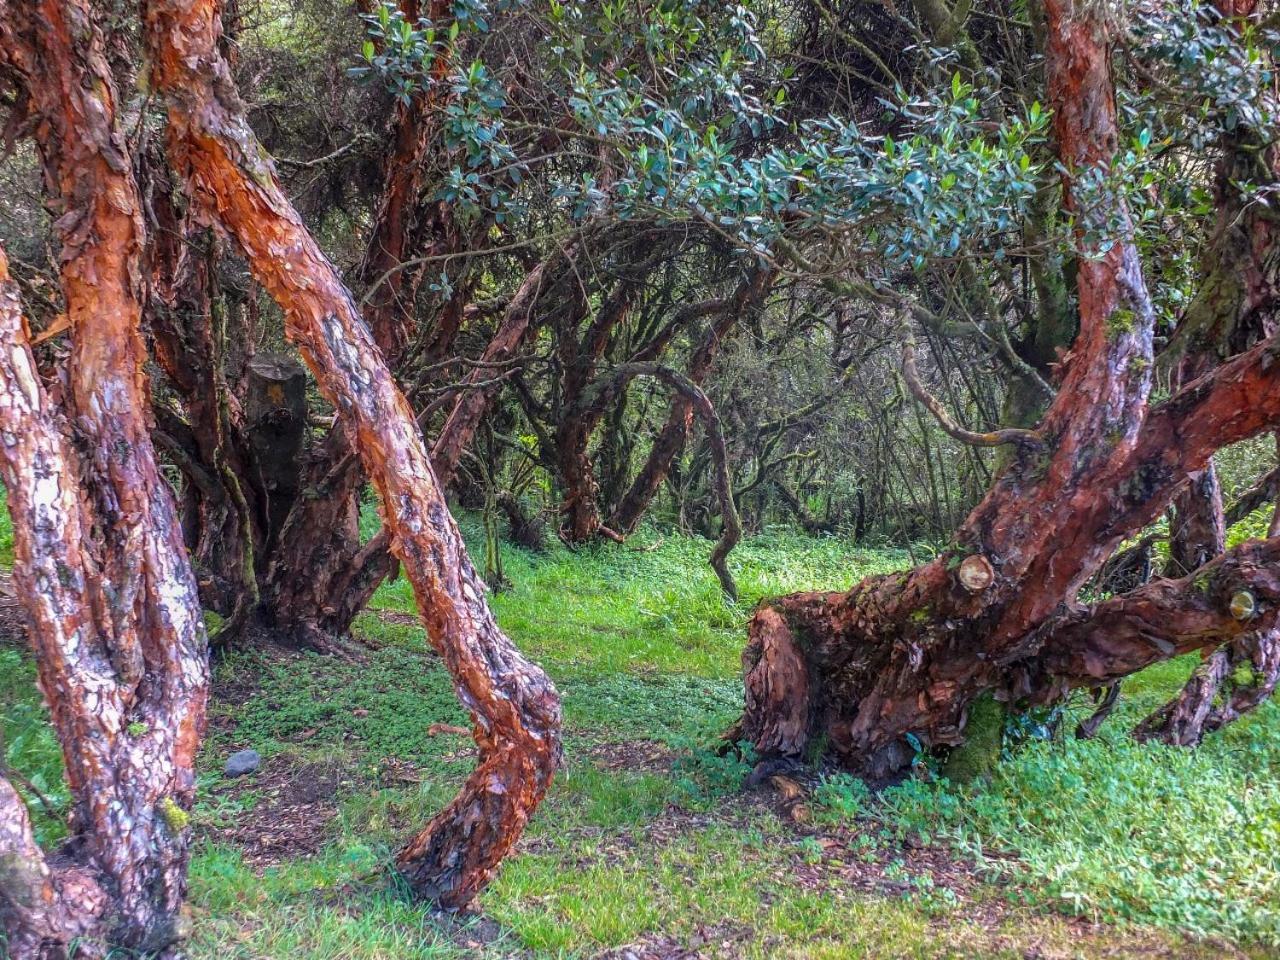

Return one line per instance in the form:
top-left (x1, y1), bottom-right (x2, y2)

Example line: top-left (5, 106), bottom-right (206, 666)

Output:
top-left (2, 509), bottom-right (1278, 957)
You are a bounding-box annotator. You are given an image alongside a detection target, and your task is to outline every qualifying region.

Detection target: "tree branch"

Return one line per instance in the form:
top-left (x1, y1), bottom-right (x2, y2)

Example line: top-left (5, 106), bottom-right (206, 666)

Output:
top-left (1031, 537), bottom-right (1280, 694)
top-left (597, 362), bottom-right (742, 599)
top-left (902, 342), bottom-right (1044, 448)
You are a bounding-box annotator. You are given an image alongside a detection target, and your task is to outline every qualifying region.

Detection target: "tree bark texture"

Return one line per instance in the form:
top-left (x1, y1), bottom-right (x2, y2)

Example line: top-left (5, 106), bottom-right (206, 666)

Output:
top-left (0, 0), bottom-right (209, 949)
top-left (256, 14), bottom-right (498, 644)
top-left (735, 0), bottom-right (1280, 778)
top-left (143, 0), bottom-right (561, 907)
top-left (143, 148), bottom-right (259, 616)
top-left (305, 259), bottom-right (557, 639)
top-left (1134, 0), bottom-right (1280, 743)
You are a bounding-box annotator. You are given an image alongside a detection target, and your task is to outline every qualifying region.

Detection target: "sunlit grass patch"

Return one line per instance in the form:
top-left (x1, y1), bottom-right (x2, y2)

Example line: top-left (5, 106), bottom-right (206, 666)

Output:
top-left (365, 512), bottom-right (910, 679)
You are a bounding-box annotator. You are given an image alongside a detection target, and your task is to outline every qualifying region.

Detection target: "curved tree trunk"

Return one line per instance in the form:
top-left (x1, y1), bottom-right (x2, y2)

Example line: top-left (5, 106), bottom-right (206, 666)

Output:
top-left (0, 0), bottom-right (208, 949)
top-left (610, 267), bottom-right (773, 535)
top-left (591, 363), bottom-right (742, 597)
top-left (251, 0), bottom-right (471, 647)
top-left (144, 0), bottom-right (560, 906)
top-left (300, 259), bottom-right (557, 637)
top-left (735, 0), bottom-right (1280, 779)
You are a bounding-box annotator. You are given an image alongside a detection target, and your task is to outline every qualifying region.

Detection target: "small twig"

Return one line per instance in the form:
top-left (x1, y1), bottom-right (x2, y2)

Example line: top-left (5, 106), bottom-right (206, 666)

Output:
top-left (427, 723), bottom-right (471, 737)
top-left (1075, 683), bottom-right (1121, 740)
top-left (275, 133), bottom-right (376, 169)
top-left (0, 756), bottom-right (62, 826)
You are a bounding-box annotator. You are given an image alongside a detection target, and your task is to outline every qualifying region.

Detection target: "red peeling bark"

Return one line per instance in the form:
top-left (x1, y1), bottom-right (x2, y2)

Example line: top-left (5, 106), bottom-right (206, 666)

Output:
top-left (1134, 0), bottom-right (1280, 743)
top-left (267, 252), bottom-right (551, 645)
top-left (0, 0), bottom-right (208, 951)
top-left (735, 0), bottom-right (1280, 777)
top-left (257, 6), bottom-right (485, 645)
top-left (142, 0), bottom-right (560, 907)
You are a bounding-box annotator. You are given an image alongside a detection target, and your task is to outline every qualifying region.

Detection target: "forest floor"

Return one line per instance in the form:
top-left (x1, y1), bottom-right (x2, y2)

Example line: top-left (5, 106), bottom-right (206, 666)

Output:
top-left (3, 518), bottom-right (1280, 958)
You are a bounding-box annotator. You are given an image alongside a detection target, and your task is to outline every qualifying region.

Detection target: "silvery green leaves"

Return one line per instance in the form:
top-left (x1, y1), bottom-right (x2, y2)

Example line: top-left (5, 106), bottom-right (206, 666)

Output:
top-left (542, 4), bottom-right (1047, 265)
top-left (344, 1), bottom-right (1049, 263)
top-left (1130, 0), bottom-right (1280, 148)
top-left (347, 2), bottom-right (439, 106)
top-left (348, 1), bottom-right (520, 220)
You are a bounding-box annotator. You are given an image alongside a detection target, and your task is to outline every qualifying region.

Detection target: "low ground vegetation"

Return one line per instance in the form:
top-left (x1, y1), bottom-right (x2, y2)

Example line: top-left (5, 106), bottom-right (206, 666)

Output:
top-left (3, 510), bottom-right (1276, 958)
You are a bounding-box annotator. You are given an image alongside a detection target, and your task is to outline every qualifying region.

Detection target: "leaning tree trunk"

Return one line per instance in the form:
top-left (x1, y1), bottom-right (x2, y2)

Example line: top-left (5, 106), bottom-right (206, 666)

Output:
top-left (254, 6), bottom-right (499, 647)
top-left (735, 0), bottom-right (1280, 779)
top-left (589, 363), bottom-right (742, 597)
top-left (143, 0), bottom-right (560, 906)
top-left (307, 258), bottom-right (557, 638)
top-left (0, 0), bottom-right (208, 951)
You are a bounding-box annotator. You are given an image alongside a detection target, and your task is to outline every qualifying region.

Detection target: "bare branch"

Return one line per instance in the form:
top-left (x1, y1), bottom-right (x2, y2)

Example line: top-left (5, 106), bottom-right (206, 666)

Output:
top-left (902, 342), bottom-right (1044, 448)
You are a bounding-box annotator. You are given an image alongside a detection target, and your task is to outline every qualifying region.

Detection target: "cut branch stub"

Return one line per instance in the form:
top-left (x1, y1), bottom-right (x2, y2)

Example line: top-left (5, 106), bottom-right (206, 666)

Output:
top-left (958, 554), bottom-right (995, 593)
top-left (1230, 589), bottom-right (1257, 621)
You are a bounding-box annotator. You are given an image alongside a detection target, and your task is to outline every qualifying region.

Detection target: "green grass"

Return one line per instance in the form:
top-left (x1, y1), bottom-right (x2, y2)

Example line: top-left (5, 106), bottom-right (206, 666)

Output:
top-left (2, 511), bottom-right (1278, 957)
top-left (876, 672), bottom-right (1280, 945)
top-left (0, 647), bottom-right (69, 845)
top-left (368, 518), bottom-right (910, 678)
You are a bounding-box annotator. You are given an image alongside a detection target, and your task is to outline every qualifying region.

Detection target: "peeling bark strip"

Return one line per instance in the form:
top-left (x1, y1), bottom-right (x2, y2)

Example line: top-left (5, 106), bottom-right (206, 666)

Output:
top-left (735, 0), bottom-right (1280, 778)
top-left (143, 0), bottom-right (561, 906)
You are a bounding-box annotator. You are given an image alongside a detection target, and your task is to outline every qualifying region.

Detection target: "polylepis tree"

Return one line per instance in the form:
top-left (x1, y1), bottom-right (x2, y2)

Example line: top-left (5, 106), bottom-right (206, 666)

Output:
top-left (0, 0), bottom-right (561, 953)
top-left (0, 1), bottom-right (208, 953)
top-left (734, 0), bottom-right (1280, 780)
top-left (142, 0), bottom-right (560, 910)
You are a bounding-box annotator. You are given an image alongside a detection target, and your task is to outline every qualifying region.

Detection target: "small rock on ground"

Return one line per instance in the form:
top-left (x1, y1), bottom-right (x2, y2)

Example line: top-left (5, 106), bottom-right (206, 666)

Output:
top-left (224, 749), bottom-right (261, 777)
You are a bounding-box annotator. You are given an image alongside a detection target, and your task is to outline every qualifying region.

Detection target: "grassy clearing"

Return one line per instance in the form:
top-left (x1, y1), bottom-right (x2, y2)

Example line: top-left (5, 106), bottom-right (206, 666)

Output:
top-left (2, 513), bottom-right (1278, 957)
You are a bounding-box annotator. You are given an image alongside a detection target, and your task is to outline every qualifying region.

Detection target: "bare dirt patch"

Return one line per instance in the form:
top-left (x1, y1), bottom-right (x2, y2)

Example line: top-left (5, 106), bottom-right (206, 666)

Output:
top-left (199, 754), bottom-right (345, 868)
top-left (585, 738), bottom-right (676, 774)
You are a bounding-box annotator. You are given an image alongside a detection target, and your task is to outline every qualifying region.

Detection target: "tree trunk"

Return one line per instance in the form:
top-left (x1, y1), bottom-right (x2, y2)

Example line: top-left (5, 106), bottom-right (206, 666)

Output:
top-left (1169, 463), bottom-right (1226, 576)
top-left (144, 0), bottom-right (561, 907)
top-left (734, 0), bottom-right (1280, 779)
top-left (251, 2), bottom-right (471, 646)
top-left (553, 278), bottom-right (634, 543)
top-left (244, 353), bottom-right (308, 545)
top-left (143, 147), bottom-right (268, 618)
top-left (610, 267), bottom-right (773, 535)
top-left (0, 0), bottom-right (209, 949)
top-left (591, 363), bottom-right (742, 597)
top-left (264, 258), bottom-right (551, 644)
top-left (1132, 0), bottom-right (1280, 744)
